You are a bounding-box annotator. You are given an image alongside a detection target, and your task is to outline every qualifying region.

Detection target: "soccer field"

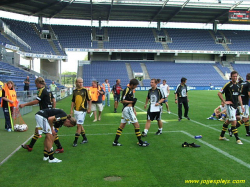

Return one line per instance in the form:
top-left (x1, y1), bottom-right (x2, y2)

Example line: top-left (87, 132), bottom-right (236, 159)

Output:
top-left (0, 90), bottom-right (249, 187)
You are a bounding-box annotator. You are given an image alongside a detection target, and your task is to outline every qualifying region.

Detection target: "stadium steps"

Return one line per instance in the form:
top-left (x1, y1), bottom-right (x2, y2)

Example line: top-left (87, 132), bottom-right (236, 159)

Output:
top-left (48, 40), bottom-right (60, 55)
top-left (47, 25), bottom-right (57, 40)
top-left (208, 30), bottom-right (216, 40)
top-left (92, 27), bottom-right (96, 40)
top-left (213, 65), bottom-right (228, 80)
top-left (228, 64), bottom-right (235, 72)
top-left (104, 28), bottom-right (108, 41)
top-left (221, 43), bottom-right (230, 51)
top-left (219, 31), bottom-right (231, 51)
top-left (163, 29), bottom-right (172, 43)
top-left (162, 43), bottom-right (169, 49)
top-left (125, 63), bottom-right (134, 80)
top-left (97, 41), bottom-right (104, 49)
top-left (30, 23), bottom-right (40, 36)
top-left (140, 63), bottom-right (150, 80)
top-left (152, 29), bottom-right (158, 39)
top-left (78, 65), bottom-right (83, 78)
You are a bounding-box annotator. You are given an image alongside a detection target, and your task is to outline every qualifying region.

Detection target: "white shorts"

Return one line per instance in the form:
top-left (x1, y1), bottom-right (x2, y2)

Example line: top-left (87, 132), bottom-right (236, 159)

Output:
top-left (74, 110), bottom-right (86, 125)
top-left (121, 107), bottom-right (138, 124)
top-left (226, 105), bottom-right (237, 121)
top-left (91, 103), bottom-right (103, 112)
top-left (238, 105), bottom-right (249, 118)
top-left (35, 114), bottom-right (54, 135)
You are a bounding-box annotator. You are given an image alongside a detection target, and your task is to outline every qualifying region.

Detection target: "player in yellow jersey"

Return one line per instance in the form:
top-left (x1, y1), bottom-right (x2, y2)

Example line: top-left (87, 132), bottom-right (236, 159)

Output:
top-left (70, 78), bottom-right (92, 147)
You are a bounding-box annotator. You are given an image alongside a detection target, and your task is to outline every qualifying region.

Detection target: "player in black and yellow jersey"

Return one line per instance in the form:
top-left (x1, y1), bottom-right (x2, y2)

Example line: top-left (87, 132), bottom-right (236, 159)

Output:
top-left (35, 108), bottom-right (76, 163)
top-left (229, 73), bottom-right (250, 136)
top-left (218, 71), bottom-right (245, 144)
top-left (70, 77), bottom-right (92, 147)
top-left (20, 77), bottom-right (64, 153)
top-left (112, 79), bottom-right (149, 147)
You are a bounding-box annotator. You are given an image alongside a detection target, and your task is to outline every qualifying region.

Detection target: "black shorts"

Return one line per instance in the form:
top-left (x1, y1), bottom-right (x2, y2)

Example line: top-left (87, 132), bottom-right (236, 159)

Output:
top-left (114, 94), bottom-right (120, 102)
top-left (147, 107), bottom-right (162, 121)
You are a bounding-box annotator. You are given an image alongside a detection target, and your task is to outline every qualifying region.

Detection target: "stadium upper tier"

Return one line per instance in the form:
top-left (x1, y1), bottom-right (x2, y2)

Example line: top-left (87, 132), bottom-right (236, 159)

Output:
top-left (1, 18), bottom-right (250, 53)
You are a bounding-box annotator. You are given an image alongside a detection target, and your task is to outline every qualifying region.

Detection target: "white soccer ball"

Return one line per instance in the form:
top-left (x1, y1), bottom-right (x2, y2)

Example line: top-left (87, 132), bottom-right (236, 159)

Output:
top-left (14, 124), bottom-right (20, 131)
top-left (18, 124), bottom-right (28, 132)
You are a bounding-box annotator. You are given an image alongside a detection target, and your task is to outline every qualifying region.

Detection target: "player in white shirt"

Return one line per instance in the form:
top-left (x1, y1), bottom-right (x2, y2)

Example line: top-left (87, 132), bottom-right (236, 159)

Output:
top-left (207, 101), bottom-right (227, 121)
top-left (160, 80), bottom-right (170, 114)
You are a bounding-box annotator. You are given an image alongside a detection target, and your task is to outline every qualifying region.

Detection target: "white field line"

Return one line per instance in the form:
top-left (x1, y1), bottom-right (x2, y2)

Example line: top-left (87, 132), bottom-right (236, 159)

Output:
top-left (137, 100), bottom-right (250, 143)
top-left (0, 134), bottom-right (34, 166)
top-left (182, 131), bottom-right (250, 169)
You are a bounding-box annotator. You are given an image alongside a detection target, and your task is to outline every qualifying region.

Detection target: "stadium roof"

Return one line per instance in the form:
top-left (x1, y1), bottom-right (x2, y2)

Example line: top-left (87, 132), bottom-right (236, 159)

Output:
top-left (0, 0), bottom-right (250, 24)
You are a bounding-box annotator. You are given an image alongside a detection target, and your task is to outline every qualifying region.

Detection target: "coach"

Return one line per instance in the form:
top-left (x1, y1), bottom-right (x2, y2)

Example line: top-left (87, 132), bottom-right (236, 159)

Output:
top-left (175, 77), bottom-right (190, 121)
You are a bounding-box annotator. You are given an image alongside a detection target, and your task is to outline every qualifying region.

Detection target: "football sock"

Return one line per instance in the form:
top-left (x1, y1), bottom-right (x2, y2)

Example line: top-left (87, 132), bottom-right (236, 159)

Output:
top-left (236, 119), bottom-right (244, 128)
top-left (144, 129), bottom-right (148, 134)
top-left (221, 114), bottom-right (226, 118)
top-left (74, 133), bottom-right (80, 143)
top-left (212, 113), bottom-right (216, 117)
top-left (44, 150), bottom-right (48, 157)
top-left (54, 135), bottom-right (62, 149)
top-left (114, 127), bottom-right (123, 143)
top-left (220, 122), bottom-right (228, 137)
top-left (158, 128), bottom-right (162, 132)
top-left (29, 133), bottom-right (40, 148)
top-left (245, 120), bottom-right (249, 133)
top-left (231, 125), bottom-right (240, 140)
top-left (48, 151), bottom-right (54, 160)
top-left (135, 128), bottom-right (143, 143)
top-left (81, 130), bottom-right (87, 140)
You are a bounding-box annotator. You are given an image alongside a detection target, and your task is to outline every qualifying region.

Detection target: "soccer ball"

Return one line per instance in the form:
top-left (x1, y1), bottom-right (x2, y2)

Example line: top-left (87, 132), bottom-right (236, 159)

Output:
top-left (14, 124), bottom-right (20, 131)
top-left (17, 124), bottom-right (28, 132)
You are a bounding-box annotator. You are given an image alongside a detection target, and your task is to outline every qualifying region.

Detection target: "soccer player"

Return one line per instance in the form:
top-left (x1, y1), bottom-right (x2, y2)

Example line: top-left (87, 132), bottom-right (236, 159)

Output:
top-left (21, 77), bottom-right (64, 153)
top-left (35, 108), bottom-right (76, 163)
top-left (218, 71), bottom-right (244, 144)
top-left (207, 101), bottom-right (226, 121)
top-left (112, 79), bottom-right (149, 147)
top-left (112, 79), bottom-right (123, 113)
top-left (70, 77), bottom-right (91, 147)
top-left (160, 80), bottom-right (170, 114)
top-left (229, 73), bottom-right (250, 136)
top-left (142, 79), bottom-right (165, 137)
top-left (175, 77), bottom-right (190, 121)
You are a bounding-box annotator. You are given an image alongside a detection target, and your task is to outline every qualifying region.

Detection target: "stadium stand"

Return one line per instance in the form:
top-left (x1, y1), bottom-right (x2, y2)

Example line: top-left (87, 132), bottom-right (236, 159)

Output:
top-left (231, 63), bottom-right (250, 79)
top-left (142, 61), bottom-right (229, 87)
top-left (103, 27), bottom-right (163, 49)
top-left (166, 28), bottom-right (225, 51)
top-left (0, 61), bottom-right (63, 91)
top-left (222, 30), bottom-right (250, 51)
top-left (51, 25), bottom-right (97, 49)
top-left (82, 61), bottom-right (129, 86)
top-left (1, 18), bottom-right (57, 55)
top-left (82, 61), bottom-right (229, 87)
top-left (1, 18), bottom-right (250, 90)
top-left (1, 18), bottom-right (250, 53)
top-left (215, 62), bottom-right (231, 75)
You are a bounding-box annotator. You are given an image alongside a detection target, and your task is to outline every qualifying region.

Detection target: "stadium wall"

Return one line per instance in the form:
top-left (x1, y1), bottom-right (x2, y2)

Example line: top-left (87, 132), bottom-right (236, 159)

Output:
top-left (90, 52), bottom-right (219, 62)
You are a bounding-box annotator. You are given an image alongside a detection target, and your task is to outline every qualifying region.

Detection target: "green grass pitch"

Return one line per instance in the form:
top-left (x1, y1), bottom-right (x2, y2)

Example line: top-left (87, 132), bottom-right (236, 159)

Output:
top-left (0, 90), bottom-right (249, 187)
